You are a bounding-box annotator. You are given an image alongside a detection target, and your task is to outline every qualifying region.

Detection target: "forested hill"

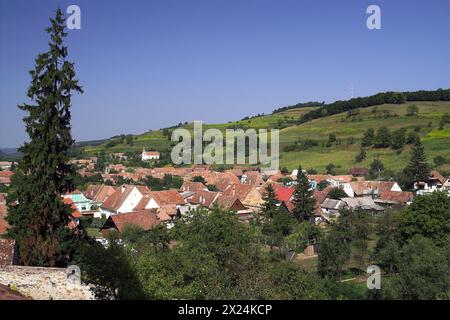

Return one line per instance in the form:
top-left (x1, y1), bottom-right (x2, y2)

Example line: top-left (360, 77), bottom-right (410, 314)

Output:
top-left (298, 88), bottom-right (449, 123)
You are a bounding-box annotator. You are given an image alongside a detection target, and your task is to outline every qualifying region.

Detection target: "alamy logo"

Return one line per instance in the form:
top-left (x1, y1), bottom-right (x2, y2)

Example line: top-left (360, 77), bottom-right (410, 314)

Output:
top-left (170, 121), bottom-right (279, 170)
top-left (66, 5), bottom-right (81, 30)
top-left (366, 265), bottom-right (381, 290)
top-left (366, 5), bottom-right (381, 30)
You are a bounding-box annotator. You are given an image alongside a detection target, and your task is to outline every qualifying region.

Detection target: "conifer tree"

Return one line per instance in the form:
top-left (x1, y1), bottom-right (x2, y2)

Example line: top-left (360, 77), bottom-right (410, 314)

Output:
top-left (6, 9), bottom-right (83, 267)
top-left (292, 166), bottom-right (315, 222)
top-left (261, 183), bottom-right (278, 220)
top-left (403, 139), bottom-right (430, 187)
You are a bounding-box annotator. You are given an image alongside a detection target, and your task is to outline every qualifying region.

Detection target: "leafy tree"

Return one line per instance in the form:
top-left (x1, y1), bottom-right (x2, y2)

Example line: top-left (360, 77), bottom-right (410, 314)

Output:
top-left (388, 236), bottom-right (450, 299)
top-left (192, 176), bottom-right (206, 184)
top-left (325, 163), bottom-right (336, 175)
top-left (317, 180), bottom-right (330, 191)
top-left (369, 157), bottom-right (384, 179)
top-left (390, 128), bottom-right (406, 150)
top-left (396, 192), bottom-right (450, 246)
top-left (406, 104), bottom-right (419, 116)
top-left (406, 131), bottom-right (419, 144)
top-left (373, 211), bottom-right (400, 274)
top-left (362, 128), bottom-right (375, 147)
top-left (292, 166), bottom-right (316, 222)
top-left (354, 147), bottom-right (366, 163)
top-left (6, 9), bottom-right (84, 267)
top-left (79, 233), bottom-right (145, 299)
top-left (433, 155), bottom-right (447, 166)
top-left (318, 231), bottom-right (351, 280)
top-left (374, 126), bottom-right (391, 148)
top-left (438, 112), bottom-right (450, 130)
top-left (402, 139), bottom-right (430, 188)
top-left (328, 187), bottom-right (347, 200)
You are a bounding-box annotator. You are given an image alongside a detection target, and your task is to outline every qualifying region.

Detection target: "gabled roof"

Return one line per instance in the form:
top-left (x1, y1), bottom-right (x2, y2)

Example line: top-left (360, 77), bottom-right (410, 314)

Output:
top-left (188, 190), bottom-right (220, 207)
top-left (376, 190), bottom-right (414, 204)
top-left (242, 171), bottom-right (265, 186)
top-left (307, 174), bottom-right (353, 183)
top-left (260, 183), bottom-right (295, 202)
top-left (313, 190), bottom-right (329, 214)
top-left (222, 184), bottom-right (255, 201)
top-left (101, 210), bottom-right (160, 233)
top-left (341, 197), bottom-right (385, 211)
top-left (84, 184), bottom-right (117, 203)
top-left (134, 190), bottom-right (185, 210)
top-left (321, 198), bottom-right (343, 210)
top-left (429, 170), bottom-right (446, 184)
top-left (214, 195), bottom-right (246, 211)
top-left (180, 181), bottom-right (207, 192)
top-left (348, 167), bottom-right (369, 176)
top-left (349, 181), bottom-right (397, 196)
top-left (101, 185), bottom-right (150, 212)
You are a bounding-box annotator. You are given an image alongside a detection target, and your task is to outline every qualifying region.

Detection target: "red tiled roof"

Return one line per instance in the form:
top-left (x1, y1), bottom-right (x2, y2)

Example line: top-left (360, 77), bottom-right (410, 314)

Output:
top-left (307, 174), bottom-right (353, 183)
top-left (313, 190), bottom-right (329, 214)
top-left (180, 181), bottom-right (207, 192)
top-left (188, 190), bottom-right (220, 207)
top-left (103, 210), bottom-right (160, 233)
top-left (222, 184), bottom-right (254, 201)
top-left (430, 170), bottom-right (446, 184)
top-left (84, 184), bottom-right (117, 203)
top-left (214, 195), bottom-right (246, 211)
top-left (102, 185), bottom-right (150, 212)
top-left (63, 198), bottom-right (82, 219)
top-left (350, 181), bottom-right (396, 196)
top-left (261, 183), bottom-right (295, 202)
top-left (377, 191), bottom-right (414, 204)
top-left (0, 171), bottom-right (14, 178)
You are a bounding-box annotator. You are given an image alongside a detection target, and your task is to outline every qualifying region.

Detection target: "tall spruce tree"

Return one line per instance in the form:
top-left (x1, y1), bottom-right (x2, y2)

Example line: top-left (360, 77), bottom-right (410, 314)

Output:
top-left (261, 183), bottom-right (278, 220)
top-left (6, 9), bottom-right (83, 267)
top-left (292, 166), bottom-right (315, 222)
top-left (403, 139), bottom-right (430, 189)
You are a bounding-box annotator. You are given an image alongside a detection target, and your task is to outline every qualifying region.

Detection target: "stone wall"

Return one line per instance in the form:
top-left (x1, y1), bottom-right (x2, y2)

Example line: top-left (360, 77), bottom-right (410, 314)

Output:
top-left (0, 265), bottom-right (93, 300)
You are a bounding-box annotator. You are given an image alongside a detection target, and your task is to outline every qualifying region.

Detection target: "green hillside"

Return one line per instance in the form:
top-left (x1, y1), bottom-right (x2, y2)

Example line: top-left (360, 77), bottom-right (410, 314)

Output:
top-left (80, 101), bottom-right (450, 174)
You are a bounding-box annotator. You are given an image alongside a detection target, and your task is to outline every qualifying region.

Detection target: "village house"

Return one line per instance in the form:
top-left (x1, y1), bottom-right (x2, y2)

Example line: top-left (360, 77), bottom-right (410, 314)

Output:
top-left (63, 190), bottom-right (93, 213)
top-left (348, 167), bottom-right (369, 177)
top-left (0, 162), bottom-right (14, 171)
top-left (341, 197), bottom-right (385, 214)
top-left (222, 184), bottom-right (264, 210)
top-left (141, 148), bottom-right (160, 161)
top-left (349, 181), bottom-right (402, 198)
top-left (308, 174), bottom-right (354, 197)
top-left (63, 198), bottom-right (82, 229)
top-left (374, 190), bottom-right (414, 207)
top-left (414, 170), bottom-right (447, 195)
top-left (180, 181), bottom-right (208, 192)
top-left (99, 210), bottom-right (161, 236)
top-left (320, 198), bottom-right (344, 216)
top-left (100, 185), bottom-right (151, 217)
top-left (133, 190), bottom-right (185, 212)
top-left (240, 171), bottom-right (265, 187)
top-left (0, 171), bottom-right (14, 186)
top-left (110, 152), bottom-right (128, 161)
top-left (186, 190), bottom-right (220, 208)
top-left (84, 185), bottom-right (117, 207)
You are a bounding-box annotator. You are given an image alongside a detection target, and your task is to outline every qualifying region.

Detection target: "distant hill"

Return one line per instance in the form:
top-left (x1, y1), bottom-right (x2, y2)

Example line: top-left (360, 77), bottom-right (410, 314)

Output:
top-left (0, 148), bottom-right (22, 160)
top-left (77, 98), bottom-right (450, 174)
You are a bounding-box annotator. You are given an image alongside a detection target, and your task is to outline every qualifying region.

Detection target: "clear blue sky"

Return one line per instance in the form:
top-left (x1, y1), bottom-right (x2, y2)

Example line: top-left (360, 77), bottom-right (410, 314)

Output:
top-left (0, 0), bottom-right (448, 148)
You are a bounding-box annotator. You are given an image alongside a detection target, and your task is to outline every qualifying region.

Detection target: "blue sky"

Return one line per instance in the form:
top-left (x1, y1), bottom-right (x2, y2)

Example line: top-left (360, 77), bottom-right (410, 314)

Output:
top-left (0, 0), bottom-right (448, 147)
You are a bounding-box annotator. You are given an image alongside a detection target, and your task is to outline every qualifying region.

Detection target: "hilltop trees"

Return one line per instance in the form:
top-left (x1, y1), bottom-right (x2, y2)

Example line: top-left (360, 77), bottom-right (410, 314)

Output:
top-left (6, 9), bottom-right (84, 266)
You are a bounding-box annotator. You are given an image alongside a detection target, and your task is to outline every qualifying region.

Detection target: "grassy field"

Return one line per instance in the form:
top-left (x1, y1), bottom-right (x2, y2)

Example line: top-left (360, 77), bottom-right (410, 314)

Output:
top-left (81, 101), bottom-right (450, 173)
